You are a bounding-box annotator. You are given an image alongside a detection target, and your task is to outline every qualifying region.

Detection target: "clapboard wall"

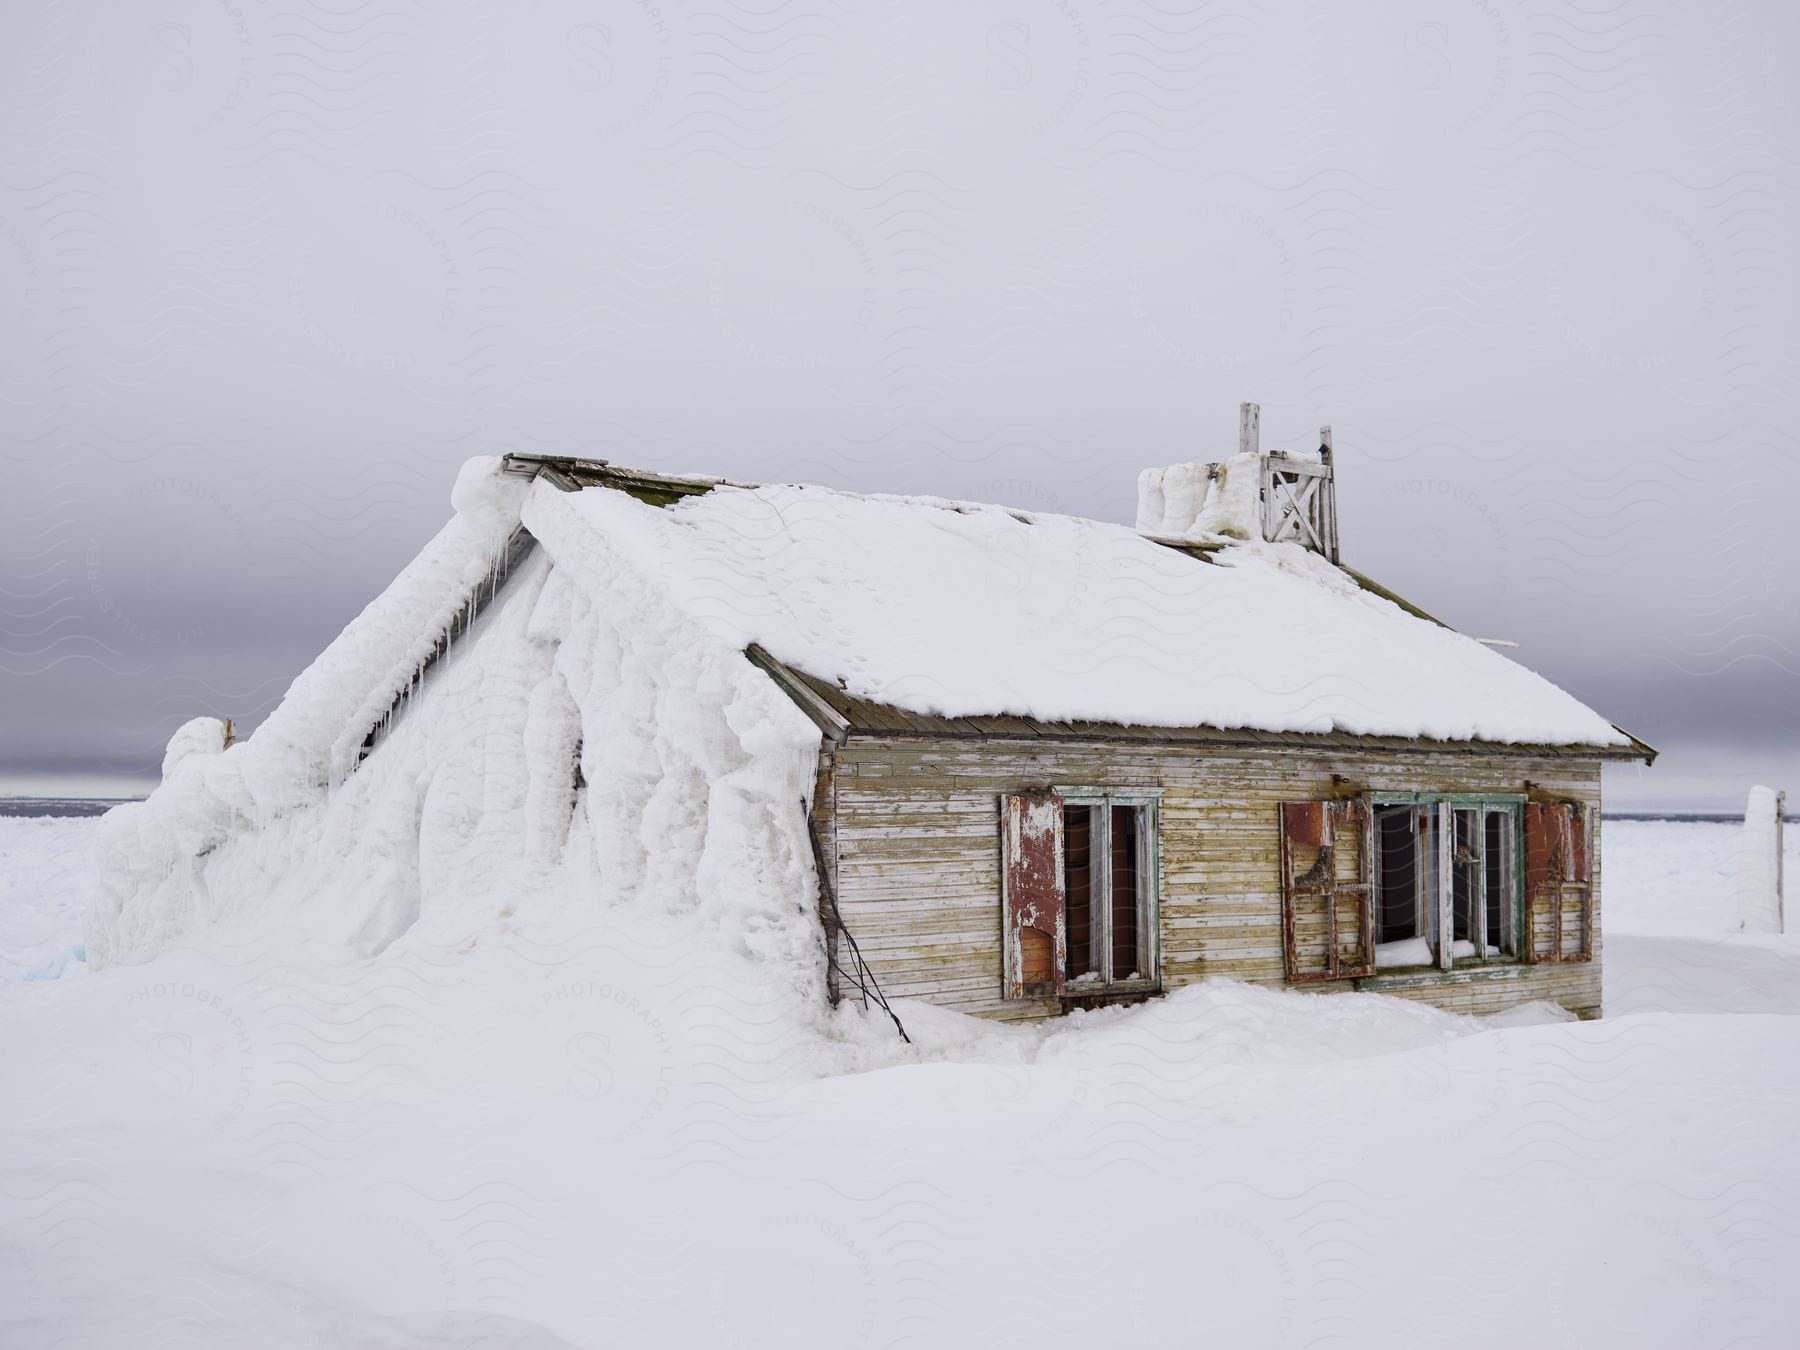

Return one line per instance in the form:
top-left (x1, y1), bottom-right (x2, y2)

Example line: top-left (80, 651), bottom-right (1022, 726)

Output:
top-left (817, 736), bottom-right (1605, 1022)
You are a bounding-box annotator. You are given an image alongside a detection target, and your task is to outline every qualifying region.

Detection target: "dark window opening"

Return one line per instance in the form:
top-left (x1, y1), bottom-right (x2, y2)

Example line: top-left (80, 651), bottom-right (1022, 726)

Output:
top-left (1377, 805), bottom-right (1417, 944)
top-left (1064, 804), bottom-right (1094, 981)
top-left (1110, 805), bottom-right (1140, 979)
top-left (1484, 811), bottom-right (1506, 953)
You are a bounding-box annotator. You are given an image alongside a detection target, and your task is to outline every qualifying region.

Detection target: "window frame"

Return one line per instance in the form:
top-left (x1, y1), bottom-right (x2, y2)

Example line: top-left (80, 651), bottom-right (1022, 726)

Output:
top-left (1053, 786), bottom-right (1163, 996)
top-left (1370, 792), bottom-right (1525, 973)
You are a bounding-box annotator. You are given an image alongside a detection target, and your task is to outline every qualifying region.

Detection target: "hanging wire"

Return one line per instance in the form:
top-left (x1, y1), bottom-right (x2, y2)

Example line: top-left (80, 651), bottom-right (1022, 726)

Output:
top-left (804, 800), bottom-right (910, 1045)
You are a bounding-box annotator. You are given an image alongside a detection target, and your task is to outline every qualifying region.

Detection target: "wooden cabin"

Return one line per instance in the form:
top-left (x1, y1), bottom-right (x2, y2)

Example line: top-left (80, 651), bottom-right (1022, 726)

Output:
top-left (502, 411), bottom-right (1652, 1023)
top-left (773, 662), bottom-right (1640, 1021)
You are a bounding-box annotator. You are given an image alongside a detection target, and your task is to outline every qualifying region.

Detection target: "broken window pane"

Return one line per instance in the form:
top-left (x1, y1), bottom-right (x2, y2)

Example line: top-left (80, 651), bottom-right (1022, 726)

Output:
top-left (1452, 808), bottom-right (1479, 947)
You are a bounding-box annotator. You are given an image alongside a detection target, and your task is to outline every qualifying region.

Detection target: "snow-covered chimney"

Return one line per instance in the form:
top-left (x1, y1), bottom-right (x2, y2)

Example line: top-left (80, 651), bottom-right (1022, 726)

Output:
top-left (1135, 402), bottom-right (1341, 562)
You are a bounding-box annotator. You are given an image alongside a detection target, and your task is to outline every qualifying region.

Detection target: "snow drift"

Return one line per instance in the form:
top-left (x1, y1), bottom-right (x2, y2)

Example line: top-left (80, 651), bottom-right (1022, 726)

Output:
top-left (89, 460), bottom-right (828, 1003)
top-left (17, 809), bottom-right (1800, 1346)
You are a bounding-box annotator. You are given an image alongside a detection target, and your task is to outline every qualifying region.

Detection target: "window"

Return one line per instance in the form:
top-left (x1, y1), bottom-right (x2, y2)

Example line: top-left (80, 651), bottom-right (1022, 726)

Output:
top-left (1001, 789), bottom-right (1161, 1000)
top-left (1366, 798), bottom-right (1521, 971)
top-left (1280, 794), bottom-right (1592, 981)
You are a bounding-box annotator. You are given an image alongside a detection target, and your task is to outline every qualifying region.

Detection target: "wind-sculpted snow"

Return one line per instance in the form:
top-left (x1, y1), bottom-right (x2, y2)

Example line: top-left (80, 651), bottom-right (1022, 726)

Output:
top-left (90, 458), bottom-right (533, 964)
top-left (88, 460), bottom-right (832, 1046)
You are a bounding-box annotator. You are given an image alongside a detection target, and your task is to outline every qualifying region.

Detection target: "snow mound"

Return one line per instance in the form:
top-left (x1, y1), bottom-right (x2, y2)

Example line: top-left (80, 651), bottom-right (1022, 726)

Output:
top-left (160, 716), bottom-right (231, 778)
top-left (90, 458), bottom-right (532, 963)
top-left (89, 459), bottom-right (827, 1014)
top-left (11, 810), bottom-right (1800, 1345)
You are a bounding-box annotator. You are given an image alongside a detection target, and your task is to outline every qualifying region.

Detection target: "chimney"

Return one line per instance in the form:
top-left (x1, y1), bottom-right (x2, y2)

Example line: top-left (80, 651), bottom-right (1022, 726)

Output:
top-left (1135, 401), bottom-right (1342, 563)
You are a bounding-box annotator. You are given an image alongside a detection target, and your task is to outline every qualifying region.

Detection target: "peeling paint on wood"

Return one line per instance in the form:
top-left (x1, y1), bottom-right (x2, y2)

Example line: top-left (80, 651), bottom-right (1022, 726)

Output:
top-left (819, 736), bottom-right (1606, 1022)
top-left (1001, 790), bottom-right (1066, 999)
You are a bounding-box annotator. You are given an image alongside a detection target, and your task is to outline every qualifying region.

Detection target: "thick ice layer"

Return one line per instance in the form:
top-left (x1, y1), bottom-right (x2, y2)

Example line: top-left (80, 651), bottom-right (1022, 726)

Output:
top-left (1134, 451), bottom-right (1262, 541)
top-left (1191, 450), bottom-right (1262, 539)
top-left (91, 459), bottom-right (828, 1001)
top-left (554, 477), bottom-right (1629, 748)
top-left (90, 458), bottom-right (532, 962)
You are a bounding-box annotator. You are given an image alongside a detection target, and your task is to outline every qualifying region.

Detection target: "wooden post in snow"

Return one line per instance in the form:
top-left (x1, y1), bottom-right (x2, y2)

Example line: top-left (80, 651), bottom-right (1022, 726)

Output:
top-left (1239, 402), bottom-right (1260, 457)
top-left (1778, 790), bottom-right (1788, 933)
top-left (1738, 786), bottom-right (1786, 933)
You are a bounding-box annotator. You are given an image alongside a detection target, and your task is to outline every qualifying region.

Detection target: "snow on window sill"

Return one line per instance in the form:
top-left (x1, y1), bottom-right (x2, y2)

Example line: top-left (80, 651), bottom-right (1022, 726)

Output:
top-left (1376, 938), bottom-right (1512, 972)
top-left (1375, 937), bottom-right (1435, 969)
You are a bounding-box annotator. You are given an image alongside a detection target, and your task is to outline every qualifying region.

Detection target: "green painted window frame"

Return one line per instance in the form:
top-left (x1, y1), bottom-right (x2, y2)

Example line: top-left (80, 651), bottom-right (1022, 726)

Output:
top-left (1370, 793), bottom-right (1526, 973)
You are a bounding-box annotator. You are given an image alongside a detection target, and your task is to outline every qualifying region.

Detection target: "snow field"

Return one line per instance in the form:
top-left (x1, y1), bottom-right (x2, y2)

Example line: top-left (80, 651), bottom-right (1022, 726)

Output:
top-left (2, 813), bottom-right (1797, 1347)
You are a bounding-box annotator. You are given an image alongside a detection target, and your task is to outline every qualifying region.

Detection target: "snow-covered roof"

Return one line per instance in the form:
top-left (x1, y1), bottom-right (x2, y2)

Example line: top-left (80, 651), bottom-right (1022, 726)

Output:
top-left (521, 467), bottom-right (1638, 752)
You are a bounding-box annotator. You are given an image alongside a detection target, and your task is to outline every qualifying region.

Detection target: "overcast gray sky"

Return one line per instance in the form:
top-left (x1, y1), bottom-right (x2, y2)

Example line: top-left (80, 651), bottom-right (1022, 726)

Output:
top-left (2, 1), bottom-right (1795, 811)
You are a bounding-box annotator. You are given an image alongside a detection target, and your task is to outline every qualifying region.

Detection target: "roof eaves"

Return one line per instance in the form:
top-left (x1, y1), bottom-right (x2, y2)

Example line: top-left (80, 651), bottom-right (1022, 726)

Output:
top-left (750, 652), bottom-right (1653, 764)
top-left (832, 723), bottom-right (1650, 762)
top-left (1612, 725), bottom-right (1659, 766)
top-left (744, 644), bottom-right (850, 748)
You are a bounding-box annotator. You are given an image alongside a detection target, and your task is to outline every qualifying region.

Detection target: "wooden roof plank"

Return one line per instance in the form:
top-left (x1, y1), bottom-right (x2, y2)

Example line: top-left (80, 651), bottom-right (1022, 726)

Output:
top-left (962, 714), bottom-right (1042, 738)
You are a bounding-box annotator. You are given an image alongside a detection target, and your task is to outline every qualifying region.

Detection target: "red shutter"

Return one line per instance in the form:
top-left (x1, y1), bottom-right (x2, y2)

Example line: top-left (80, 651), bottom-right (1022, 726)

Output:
top-left (1525, 802), bottom-right (1592, 962)
top-left (1283, 801), bottom-right (1331, 850)
top-left (1568, 802), bottom-right (1592, 884)
top-left (1525, 802), bottom-right (1558, 889)
top-left (1280, 799), bottom-right (1376, 982)
top-left (1001, 791), bottom-right (1066, 999)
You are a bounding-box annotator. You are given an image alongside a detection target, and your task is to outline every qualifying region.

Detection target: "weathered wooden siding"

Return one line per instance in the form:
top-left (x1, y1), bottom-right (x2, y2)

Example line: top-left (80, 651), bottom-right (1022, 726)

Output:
top-left (821, 737), bottom-right (1604, 1022)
